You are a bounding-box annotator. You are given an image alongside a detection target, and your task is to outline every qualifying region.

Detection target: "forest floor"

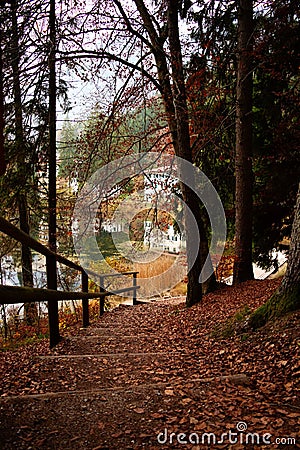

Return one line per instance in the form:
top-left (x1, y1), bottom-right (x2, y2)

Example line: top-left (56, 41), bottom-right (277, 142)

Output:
top-left (0, 278), bottom-right (299, 450)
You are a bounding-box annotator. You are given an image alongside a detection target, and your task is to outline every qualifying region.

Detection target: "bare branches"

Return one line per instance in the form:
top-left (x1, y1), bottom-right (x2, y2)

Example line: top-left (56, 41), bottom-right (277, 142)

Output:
top-left (58, 49), bottom-right (162, 93)
top-left (112, 0), bottom-right (153, 50)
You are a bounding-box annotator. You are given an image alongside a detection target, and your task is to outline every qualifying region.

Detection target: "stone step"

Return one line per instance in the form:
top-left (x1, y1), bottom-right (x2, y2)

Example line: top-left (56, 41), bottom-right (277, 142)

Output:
top-left (0, 373), bottom-right (249, 402)
top-left (38, 351), bottom-right (180, 359)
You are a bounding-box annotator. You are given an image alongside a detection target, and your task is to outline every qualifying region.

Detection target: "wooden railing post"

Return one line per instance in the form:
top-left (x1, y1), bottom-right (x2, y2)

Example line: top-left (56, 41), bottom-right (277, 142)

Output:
top-left (0, 215), bottom-right (141, 347)
top-left (132, 272), bottom-right (137, 305)
top-left (46, 255), bottom-right (60, 348)
top-left (99, 275), bottom-right (105, 316)
top-left (82, 270), bottom-right (89, 327)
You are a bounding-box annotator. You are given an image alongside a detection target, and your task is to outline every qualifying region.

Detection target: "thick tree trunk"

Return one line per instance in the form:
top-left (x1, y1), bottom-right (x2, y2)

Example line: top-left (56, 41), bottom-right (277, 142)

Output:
top-left (48, 0), bottom-right (60, 347)
top-left (48, 0), bottom-right (57, 256)
top-left (279, 183), bottom-right (300, 294)
top-left (0, 20), bottom-right (6, 176)
top-left (11, 0), bottom-right (37, 324)
top-left (249, 183), bottom-right (300, 329)
top-left (134, 0), bottom-right (216, 306)
top-left (167, 1), bottom-right (202, 306)
top-left (233, 0), bottom-right (254, 284)
top-left (168, 1), bottom-right (217, 304)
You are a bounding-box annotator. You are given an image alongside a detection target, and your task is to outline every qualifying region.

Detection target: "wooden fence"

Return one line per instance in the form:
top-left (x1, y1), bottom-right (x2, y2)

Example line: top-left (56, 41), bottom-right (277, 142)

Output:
top-left (0, 217), bottom-right (139, 347)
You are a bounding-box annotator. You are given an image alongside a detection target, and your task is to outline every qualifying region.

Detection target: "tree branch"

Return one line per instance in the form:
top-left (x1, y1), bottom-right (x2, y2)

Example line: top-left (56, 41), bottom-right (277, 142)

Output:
top-left (58, 49), bottom-right (162, 93)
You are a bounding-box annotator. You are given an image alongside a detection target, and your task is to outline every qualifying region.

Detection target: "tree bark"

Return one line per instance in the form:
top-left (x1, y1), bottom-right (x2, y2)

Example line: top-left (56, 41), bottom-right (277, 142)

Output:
top-left (133, 0), bottom-right (216, 306)
top-left (249, 183), bottom-right (300, 329)
top-left (0, 16), bottom-right (5, 177)
top-left (18, 194), bottom-right (36, 323)
top-left (167, 0), bottom-right (202, 306)
top-left (279, 182), bottom-right (300, 294)
top-left (48, 0), bottom-right (60, 347)
top-left (10, 0), bottom-right (36, 324)
top-left (49, 0), bottom-right (57, 256)
top-left (233, 0), bottom-right (254, 284)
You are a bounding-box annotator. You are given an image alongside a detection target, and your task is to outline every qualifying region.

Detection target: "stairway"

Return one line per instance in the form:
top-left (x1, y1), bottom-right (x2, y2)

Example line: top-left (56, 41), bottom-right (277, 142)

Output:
top-left (0, 298), bottom-right (195, 450)
top-left (1, 290), bottom-right (299, 449)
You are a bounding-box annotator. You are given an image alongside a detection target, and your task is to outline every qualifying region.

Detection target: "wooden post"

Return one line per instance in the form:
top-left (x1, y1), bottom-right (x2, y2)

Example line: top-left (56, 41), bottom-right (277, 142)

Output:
top-left (46, 255), bottom-right (60, 348)
top-left (47, 0), bottom-right (60, 348)
top-left (132, 272), bottom-right (137, 305)
top-left (82, 271), bottom-right (89, 328)
top-left (99, 275), bottom-right (105, 316)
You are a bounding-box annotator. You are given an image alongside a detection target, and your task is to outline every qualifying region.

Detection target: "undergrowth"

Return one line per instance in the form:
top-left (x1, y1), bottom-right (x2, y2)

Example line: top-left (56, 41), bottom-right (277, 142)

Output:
top-left (0, 299), bottom-right (106, 350)
top-left (212, 305), bottom-right (252, 339)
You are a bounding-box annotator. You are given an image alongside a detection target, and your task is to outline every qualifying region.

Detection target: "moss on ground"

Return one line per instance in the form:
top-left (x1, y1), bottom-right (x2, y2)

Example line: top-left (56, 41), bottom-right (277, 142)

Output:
top-left (212, 305), bottom-right (252, 339)
top-left (248, 284), bottom-right (300, 330)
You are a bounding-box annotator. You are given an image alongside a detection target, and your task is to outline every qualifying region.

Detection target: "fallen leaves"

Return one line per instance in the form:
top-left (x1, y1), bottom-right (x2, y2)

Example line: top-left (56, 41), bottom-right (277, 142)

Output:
top-left (0, 279), bottom-right (299, 449)
top-left (164, 389), bottom-right (174, 396)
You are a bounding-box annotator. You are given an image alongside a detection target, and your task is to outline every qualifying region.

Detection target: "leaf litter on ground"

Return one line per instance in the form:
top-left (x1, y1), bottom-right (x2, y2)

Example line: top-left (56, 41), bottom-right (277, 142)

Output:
top-left (0, 278), bottom-right (299, 449)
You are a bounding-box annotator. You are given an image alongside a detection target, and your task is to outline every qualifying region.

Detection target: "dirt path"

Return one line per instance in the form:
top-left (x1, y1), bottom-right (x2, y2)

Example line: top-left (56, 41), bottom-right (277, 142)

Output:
top-left (0, 280), bottom-right (299, 449)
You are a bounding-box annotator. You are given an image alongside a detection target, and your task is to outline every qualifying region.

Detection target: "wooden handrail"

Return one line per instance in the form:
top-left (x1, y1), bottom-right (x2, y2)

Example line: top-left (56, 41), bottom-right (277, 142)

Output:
top-left (0, 216), bottom-right (82, 271)
top-left (0, 284), bottom-right (141, 304)
top-left (0, 215), bottom-right (139, 347)
top-left (0, 285), bottom-right (106, 303)
top-left (86, 268), bottom-right (139, 279)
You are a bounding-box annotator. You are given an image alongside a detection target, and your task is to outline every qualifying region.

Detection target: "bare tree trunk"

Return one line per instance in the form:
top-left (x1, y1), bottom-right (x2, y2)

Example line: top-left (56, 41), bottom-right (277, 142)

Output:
top-left (10, 0), bottom-right (36, 324)
top-left (279, 183), bottom-right (300, 294)
top-left (0, 258), bottom-right (8, 340)
top-left (249, 183), bottom-right (300, 328)
top-left (233, 0), bottom-right (254, 284)
top-left (133, 0), bottom-right (216, 306)
top-left (167, 1), bottom-right (202, 306)
top-left (18, 195), bottom-right (36, 323)
top-left (48, 0), bottom-right (57, 256)
top-left (0, 16), bottom-right (6, 177)
top-left (48, 0), bottom-right (60, 347)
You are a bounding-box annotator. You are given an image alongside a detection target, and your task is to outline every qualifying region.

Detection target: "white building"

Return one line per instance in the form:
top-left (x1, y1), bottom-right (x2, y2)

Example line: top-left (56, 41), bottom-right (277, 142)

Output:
top-left (101, 219), bottom-right (125, 233)
top-left (144, 221), bottom-right (185, 254)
